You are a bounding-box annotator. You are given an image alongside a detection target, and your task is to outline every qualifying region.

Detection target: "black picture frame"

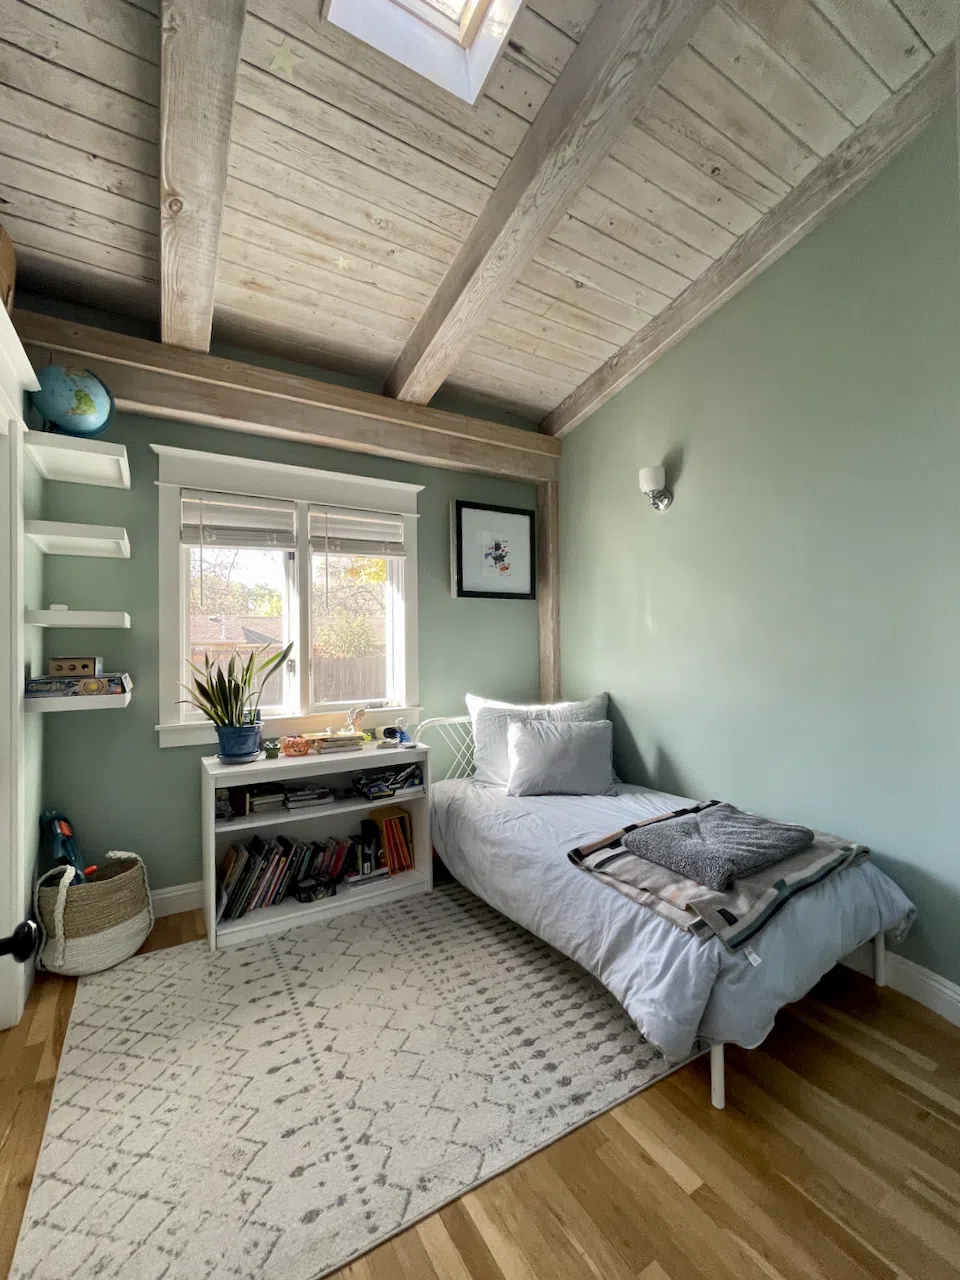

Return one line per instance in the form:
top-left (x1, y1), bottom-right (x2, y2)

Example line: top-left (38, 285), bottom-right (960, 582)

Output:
top-left (452, 500), bottom-right (536, 600)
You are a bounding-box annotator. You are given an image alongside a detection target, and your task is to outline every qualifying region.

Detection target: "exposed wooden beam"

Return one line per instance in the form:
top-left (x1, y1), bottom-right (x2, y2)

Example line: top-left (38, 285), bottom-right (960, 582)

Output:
top-left (159, 0), bottom-right (246, 351)
top-left (383, 0), bottom-right (714, 405)
top-left (536, 480), bottom-right (561, 702)
top-left (14, 312), bottom-right (560, 484)
top-left (544, 46), bottom-right (956, 438)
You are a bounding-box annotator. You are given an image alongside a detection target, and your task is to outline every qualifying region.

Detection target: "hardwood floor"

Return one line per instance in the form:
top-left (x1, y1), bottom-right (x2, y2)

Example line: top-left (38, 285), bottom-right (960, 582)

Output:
top-left (2, 913), bottom-right (959, 1280)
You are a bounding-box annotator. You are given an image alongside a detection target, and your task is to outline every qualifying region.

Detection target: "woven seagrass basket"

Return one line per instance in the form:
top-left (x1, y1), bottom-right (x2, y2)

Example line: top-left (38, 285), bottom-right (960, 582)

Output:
top-left (34, 853), bottom-right (153, 976)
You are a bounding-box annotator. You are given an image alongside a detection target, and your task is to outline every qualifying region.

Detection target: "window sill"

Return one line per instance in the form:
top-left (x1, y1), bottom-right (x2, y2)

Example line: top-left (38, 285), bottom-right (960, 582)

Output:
top-left (156, 707), bottom-right (423, 749)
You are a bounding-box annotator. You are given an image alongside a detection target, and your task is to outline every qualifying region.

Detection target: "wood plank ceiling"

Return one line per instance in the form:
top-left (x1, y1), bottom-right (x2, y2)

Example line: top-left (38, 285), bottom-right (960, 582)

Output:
top-left (0, 0), bottom-right (955, 424)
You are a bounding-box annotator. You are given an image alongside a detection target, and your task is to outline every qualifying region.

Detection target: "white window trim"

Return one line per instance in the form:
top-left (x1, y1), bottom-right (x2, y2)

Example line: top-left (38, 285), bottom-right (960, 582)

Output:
top-left (153, 445), bottom-right (422, 749)
top-left (322, 0), bottom-right (525, 104)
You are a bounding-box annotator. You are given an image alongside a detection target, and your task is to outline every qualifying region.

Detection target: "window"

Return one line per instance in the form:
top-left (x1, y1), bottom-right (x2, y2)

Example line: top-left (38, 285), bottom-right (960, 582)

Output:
top-left (322, 0), bottom-right (524, 104)
top-left (154, 447), bottom-right (421, 747)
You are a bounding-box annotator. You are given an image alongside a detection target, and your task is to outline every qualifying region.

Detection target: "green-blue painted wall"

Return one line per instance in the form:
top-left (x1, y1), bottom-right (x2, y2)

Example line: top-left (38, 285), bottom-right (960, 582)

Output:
top-left (560, 110), bottom-right (960, 984)
top-left (32, 321), bottom-right (540, 890)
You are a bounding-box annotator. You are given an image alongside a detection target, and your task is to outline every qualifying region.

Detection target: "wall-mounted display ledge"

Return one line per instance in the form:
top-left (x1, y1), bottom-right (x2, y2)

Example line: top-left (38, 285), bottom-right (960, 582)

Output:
top-left (25, 692), bottom-right (132, 712)
top-left (25, 610), bottom-right (131, 629)
top-left (24, 432), bottom-right (131, 489)
top-left (25, 521), bottom-right (130, 559)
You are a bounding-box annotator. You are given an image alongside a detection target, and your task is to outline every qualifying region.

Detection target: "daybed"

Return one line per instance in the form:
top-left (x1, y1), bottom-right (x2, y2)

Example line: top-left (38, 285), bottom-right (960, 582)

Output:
top-left (419, 715), bottom-right (914, 1108)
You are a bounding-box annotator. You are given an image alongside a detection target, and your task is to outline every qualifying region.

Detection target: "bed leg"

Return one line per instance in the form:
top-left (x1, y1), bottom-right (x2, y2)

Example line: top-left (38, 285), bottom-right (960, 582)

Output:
top-left (710, 1044), bottom-right (725, 1110)
top-left (873, 931), bottom-right (887, 988)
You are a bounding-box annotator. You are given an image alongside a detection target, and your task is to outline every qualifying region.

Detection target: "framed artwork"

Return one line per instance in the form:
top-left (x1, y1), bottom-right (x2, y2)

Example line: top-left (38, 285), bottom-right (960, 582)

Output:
top-left (451, 501), bottom-right (536, 600)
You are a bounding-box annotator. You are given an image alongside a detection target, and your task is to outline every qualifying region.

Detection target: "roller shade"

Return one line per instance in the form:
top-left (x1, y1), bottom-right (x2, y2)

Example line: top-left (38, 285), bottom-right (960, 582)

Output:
top-left (308, 505), bottom-right (405, 558)
top-left (181, 491), bottom-right (297, 549)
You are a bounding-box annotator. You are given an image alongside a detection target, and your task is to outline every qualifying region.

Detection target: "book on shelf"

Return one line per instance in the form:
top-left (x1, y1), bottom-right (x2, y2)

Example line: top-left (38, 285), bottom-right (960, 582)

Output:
top-left (25, 672), bottom-right (133, 699)
top-left (371, 807), bottom-right (415, 875)
top-left (286, 784), bottom-right (334, 809)
top-left (306, 731), bottom-right (366, 752)
top-left (217, 781), bottom-right (337, 822)
top-left (248, 783), bottom-right (286, 813)
top-left (216, 845), bottom-right (245, 922)
top-left (215, 800), bottom-right (417, 923)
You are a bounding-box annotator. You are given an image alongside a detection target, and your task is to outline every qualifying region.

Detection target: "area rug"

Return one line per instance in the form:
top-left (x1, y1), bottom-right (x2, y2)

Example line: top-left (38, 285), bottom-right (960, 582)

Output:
top-left (12, 883), bottom-right (674, 1280)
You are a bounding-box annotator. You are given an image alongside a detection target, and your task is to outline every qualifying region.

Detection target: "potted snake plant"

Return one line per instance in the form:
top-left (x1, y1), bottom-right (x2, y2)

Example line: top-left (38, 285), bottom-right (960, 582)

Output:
top-left (181, 644), bottom-right (293, 764)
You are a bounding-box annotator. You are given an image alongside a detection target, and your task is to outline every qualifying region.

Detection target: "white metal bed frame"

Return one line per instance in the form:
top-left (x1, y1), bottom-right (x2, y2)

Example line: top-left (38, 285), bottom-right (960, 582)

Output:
top-left (416, 715), bottom-right (888, 1110)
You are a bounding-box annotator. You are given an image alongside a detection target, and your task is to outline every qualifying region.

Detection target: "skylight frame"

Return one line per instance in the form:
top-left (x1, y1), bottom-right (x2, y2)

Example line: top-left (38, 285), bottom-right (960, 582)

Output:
top-left (322, 0), bottom-right (524, 104)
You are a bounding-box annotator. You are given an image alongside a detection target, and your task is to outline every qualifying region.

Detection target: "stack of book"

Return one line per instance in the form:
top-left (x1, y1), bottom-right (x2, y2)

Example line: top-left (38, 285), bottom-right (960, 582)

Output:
top-left (286, 783), bottom-right (334, 810)
top-left (307, 731), bottom-right (366, 753)
top-left (219, 835), bottom-right (308, 920)
top-left (217, 835), bottom-right (357, 921)
top-left (308, 836), bottom-right (355, 882)
top-left (372, 807), bottom-right (415, 876)
top-left (248, 783), bottom-right (286, 814)
top-left (215, 806), bottom-right (417, 921)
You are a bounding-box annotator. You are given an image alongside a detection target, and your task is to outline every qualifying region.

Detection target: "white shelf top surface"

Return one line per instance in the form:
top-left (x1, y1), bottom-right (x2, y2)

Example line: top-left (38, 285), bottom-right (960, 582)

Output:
top-left (24, 431), bottom-right (130, 489)
top-left (203, 741), bottom-right (426, 781)
top-left (25, 520), bottom-right (130, 559)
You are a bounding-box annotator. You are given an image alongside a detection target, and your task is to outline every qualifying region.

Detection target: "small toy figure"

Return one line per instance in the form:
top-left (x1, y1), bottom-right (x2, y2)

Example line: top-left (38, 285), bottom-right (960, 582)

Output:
top-left (343, 706), bottom-right (367, 734)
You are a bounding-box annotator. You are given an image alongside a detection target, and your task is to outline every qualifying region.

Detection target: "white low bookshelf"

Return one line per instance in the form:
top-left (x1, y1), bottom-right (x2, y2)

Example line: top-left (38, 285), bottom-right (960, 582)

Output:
top-left (201, 742), bottom-right (431, 950)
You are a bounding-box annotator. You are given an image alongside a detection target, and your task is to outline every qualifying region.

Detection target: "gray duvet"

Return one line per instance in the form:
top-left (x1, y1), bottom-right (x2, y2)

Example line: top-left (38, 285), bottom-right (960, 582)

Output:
top-left (431, 780), bottom-right (915, 1064)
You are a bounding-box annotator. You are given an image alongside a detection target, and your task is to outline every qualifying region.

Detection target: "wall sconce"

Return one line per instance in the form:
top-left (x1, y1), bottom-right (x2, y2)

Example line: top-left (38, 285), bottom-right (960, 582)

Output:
top-left (638, 465), bottom-right (673, 511)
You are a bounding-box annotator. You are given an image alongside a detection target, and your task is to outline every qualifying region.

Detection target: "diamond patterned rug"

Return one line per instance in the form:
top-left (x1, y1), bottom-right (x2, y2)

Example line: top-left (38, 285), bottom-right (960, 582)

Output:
top-left (12, 883), bottom-right (674, 1280)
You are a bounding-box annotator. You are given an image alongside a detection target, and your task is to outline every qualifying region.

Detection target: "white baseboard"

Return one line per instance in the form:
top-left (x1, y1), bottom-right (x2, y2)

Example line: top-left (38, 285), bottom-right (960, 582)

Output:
top-left (151, 881), bottom-right (204, 918)
top-left (842, 945), bottom-right (960, 1029)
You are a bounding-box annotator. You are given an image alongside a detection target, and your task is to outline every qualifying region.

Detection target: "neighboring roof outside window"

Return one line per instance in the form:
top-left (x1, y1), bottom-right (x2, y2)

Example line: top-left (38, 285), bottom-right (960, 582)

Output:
top-left (322, 0), bottom-right (524, 104)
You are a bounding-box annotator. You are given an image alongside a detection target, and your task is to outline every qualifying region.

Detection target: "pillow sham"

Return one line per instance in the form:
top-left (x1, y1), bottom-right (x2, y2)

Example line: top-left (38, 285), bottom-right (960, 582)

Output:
top-left (506, 719), bottom-right (615, 797)
top-left (466, 692), bottom-right (608, 788)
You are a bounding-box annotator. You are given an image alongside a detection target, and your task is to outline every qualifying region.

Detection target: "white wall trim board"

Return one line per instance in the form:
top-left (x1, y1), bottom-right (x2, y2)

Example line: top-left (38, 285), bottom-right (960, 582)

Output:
top-left (842, 946), bottom-right (960, 1029)
top-left (150, 444), bottom-right (424, 513)
top-left (151, 881), bottom-right (205, 918)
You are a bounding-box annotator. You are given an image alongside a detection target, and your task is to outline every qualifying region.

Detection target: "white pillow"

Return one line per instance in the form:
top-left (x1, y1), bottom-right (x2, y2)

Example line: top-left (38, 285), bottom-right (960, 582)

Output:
top-left (465, 692), bottom-right (608, 788)
top-left (506, 719), bottom-right (615, 797)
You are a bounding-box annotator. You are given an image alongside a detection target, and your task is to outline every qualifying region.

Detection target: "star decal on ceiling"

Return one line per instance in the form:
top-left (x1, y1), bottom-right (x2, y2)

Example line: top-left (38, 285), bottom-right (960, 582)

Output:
top-left (335, 255), bottom-right (352, 272)
top-left (269, 36), bottom-right (302, 81)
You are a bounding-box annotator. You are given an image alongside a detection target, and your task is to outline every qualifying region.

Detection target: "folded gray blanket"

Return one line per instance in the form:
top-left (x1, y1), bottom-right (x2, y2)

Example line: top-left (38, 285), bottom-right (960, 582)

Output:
top-left (569, 818), bottom-right (870, 951)
top-left (621, 800), bottom-right (814, 891)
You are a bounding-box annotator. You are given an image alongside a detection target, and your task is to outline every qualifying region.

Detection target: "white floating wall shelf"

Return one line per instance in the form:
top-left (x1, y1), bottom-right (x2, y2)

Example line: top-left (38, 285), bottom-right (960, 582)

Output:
top-left (25, 521), bottom-right (130, 559)
top-left (25, 692), bottom-right (132, 712)
top-left (24, 432), bottom-right (130, 489)
top-left (25, 610), bottom-right (132, 629)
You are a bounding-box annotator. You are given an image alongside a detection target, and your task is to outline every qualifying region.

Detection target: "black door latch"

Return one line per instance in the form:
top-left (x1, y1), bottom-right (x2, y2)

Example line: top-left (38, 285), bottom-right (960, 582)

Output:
top-left (0, 921), bottom-right (39, 963)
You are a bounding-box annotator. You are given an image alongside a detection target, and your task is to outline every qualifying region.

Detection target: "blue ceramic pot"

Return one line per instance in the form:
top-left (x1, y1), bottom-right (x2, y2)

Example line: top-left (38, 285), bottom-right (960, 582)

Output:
top-left (216, 722), bottom-right (262, 765)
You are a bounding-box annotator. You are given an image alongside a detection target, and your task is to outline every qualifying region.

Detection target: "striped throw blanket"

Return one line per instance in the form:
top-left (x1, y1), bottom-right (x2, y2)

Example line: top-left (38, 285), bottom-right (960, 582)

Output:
top-left (568, 808), bottom-right (869, 952)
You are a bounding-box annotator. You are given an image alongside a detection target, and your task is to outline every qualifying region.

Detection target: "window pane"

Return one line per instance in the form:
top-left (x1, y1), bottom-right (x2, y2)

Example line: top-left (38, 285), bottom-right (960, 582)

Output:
top-left (422, 0), bottom-right (465, 18)
top-left (188, 547), bottom-right (291, 712)
top-left (311, 554), bottom-right (389, 706)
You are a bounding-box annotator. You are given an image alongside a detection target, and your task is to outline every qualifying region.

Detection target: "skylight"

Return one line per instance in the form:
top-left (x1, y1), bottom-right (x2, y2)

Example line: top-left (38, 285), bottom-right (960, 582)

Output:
top-left (427, 0), bottom-right (468, 19)
top-left (323, 0), bottom-right (523, 104)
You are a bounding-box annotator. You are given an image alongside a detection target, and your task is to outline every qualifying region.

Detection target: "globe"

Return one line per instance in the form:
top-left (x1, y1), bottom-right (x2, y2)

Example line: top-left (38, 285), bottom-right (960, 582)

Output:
top-left (30, 366), bottom-right (114, 438)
